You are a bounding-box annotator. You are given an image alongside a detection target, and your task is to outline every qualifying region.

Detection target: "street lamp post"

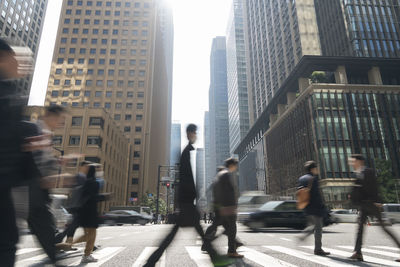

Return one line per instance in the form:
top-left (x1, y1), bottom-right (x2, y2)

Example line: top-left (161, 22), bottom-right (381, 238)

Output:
top-left (156, 164), bottom-right (179, 222)
top-left (53, 147), bottom-right (64, 188)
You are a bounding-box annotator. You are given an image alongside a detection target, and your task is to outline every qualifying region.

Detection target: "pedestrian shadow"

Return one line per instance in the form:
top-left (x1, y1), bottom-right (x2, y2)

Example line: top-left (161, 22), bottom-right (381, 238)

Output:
top-left (326, 255), bottom-right (387, 267)
top-left (230, 258), bottom-right (256, 267)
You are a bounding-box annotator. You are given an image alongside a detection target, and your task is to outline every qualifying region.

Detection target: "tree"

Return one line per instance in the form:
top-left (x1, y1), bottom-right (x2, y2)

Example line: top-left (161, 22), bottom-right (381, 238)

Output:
top-left (375, 159), bottom-right (398, 203)
top-left (141, 192), bottom-right (167, 214)
top-left (310, 71), bottom-right (328, 83)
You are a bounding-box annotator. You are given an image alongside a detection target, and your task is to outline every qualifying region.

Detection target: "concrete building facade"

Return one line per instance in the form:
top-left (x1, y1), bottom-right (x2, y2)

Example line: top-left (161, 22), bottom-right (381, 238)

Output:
top-left (0, 0), bottom-right (48, 98)
top-left (45, 0), bottom-right (173, 204)
top-left (24, 106), bottom-right (130, 212)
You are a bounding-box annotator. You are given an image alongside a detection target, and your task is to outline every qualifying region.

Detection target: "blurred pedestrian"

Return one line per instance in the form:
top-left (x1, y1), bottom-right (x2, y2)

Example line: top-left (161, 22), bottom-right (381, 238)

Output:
top-left (0, 39), bottom-right (31, 267)
top-left (203, 213), bottom-right (207, 224)
top-left (144, 124), bottom-right (229, 267)
top-left (297, 161), bottom-right (330, 256)
top-left (348, 154), bottom-right (400, 262)
top-left (70, 165), bottom-right (101, 263)
top-left (24, 105), bottom-right (67, 263)
top-left (202, 158), bottom-right (243, 258)
top-left (55, 160), bottom-right (91, 250)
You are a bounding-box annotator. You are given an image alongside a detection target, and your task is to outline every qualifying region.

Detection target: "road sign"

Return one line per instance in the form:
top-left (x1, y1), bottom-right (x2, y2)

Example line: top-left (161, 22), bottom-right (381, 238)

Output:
top-left (161, 176), bottom-right (170, 182)
top-left (148, 193), bottom-right (153, 197)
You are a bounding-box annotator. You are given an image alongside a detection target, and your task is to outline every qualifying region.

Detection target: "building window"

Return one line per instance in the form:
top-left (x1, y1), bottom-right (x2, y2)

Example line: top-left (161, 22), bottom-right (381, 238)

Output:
top-left (106, 91), bottom-right (112, 98)
top-left (134, 139), bottom-right (141, 145)
top-left (75, 80), bottom-right (82, 85)
top-left (116, 91), bottom-right (123, 98)
top-left (131, 178), bottom-right (138, 185)
top-left (73, 90), bottom-right (80, 96)
top-left (130, 192), bottom-right (138, 198)
top-left (114, 114), bottom-right (121, 120)
top-left (132, 164), bottom-right (140, 171)
top-left (137, 103), bottom-right (143, 110)
top-left (69, 136), bottom-right (80, 146)
top-left (72, 102), bottom-right (79, 107)
top-left (136, 115), bottom-right (143, 121)
top-left (93, 102), bottom-right (101, 107)
top-left (95, 91), bottom-right (102, 97)
top-left (125, 114), bottom-right (132, 120)
top-left (62, 91), bottom-right (69, 97)
top-left (115, 103), bottom-right (122, 109)
top-left (51, 91), bottom-right (59, 97)
top-left (87, 136), bottom-right (102, 146)
top-left (105, 102), bottom-right (111, 109)
top-left (135, 127), bottom-right (142, 132)
top-left (126, 103), bottom-right (133, 109)
top-left (71, 116), bottom-right (82, 126)
top-left (53, 136), bottom-right (62, 146)
top-left (138, 92), bottom-right (144, 98)
top-left (127, 91), bottom-right (133, 98)
top-left (124, 126), bottom-right (131, 132)
top-left (84, 90), bottom-right (90, 97)
top-left (89, 117), bottom-right (104, 127)
top-left (134, 151), bottom-right (140, 158)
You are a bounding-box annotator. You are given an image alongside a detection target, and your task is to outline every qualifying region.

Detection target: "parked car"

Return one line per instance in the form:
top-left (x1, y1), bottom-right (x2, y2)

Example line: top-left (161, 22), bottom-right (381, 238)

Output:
top-left (382, 204), bottom-right (400, 224)
top-left (100, 210), bottom-right (152, 226)
top-left (243, 201), bottom-right (308, 230)
top-left (330, 209), bottom-right (358, 223)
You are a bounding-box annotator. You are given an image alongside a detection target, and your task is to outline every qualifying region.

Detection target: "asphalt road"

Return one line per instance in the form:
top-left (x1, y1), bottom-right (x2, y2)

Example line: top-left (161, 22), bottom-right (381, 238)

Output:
top-left (15, 223), bottom-right (400, 267)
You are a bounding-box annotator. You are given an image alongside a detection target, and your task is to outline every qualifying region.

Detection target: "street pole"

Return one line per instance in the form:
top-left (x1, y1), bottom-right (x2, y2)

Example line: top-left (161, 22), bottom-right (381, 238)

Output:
top-left (156, 165), bottom-right (161, 220)
top-left (166, 187), bottom-right (169, 213)
top-left (53, 147), bottom-right (64, 188)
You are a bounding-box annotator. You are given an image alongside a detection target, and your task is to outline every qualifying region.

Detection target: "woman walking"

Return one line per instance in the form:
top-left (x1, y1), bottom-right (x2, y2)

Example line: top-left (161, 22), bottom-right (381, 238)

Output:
top-left (72, 165), bottom-right (100, 263)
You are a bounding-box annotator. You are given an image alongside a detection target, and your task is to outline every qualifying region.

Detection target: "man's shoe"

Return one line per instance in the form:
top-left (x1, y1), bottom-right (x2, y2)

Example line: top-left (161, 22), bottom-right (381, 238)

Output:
top-left (349, 252), bottom-right (363, 261)
top-left (212, 255), bottom-right (234, 266)
top-left (314, 250), bottom-right (330, 256)
top-left (227, 252), bottom-right (244, 258)
top-left (81, 255), bottom-right (98, 263)
top-left (201, 244), bottom-right (207, 252)
top-left (396, 258), bottom-right (400, 262)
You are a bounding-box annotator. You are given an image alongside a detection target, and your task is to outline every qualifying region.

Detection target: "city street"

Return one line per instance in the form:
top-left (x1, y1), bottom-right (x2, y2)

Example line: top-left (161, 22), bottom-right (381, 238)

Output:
top-left (15, 223), bottom-right (400, 267)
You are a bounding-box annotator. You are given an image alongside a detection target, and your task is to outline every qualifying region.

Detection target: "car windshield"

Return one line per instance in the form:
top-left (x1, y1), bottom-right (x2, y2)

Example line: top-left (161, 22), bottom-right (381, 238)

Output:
top-left (259, 201), bottom-right (282, 211)
top-left (238, 196), bottom-right (253, 204)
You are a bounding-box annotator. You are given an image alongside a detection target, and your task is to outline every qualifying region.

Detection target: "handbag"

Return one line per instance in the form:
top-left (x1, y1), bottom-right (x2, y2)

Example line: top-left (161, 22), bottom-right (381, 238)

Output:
top-left (296, 178), bottom-right (313, 210)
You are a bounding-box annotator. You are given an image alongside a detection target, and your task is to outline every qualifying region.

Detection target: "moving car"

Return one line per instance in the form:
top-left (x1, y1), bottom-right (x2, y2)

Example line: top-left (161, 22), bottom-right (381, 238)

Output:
top-left (382, 204), bottom-right (400, 224)
top-left (243, 200), bottom-right (308, 230)
top-left (100, 210), bottom-right (152, 226)
top-left (50, 194), bottom-right (72, 231)
top-left (237, 192), bottom-right (272, 223)
top-left (330, 209), bottom-right (358, 223)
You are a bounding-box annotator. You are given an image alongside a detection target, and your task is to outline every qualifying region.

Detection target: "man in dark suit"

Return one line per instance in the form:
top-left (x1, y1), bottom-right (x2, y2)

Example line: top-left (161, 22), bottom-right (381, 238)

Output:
top-left (203, 158), bottom-right (243, 258)
top-left (144, 124), bottom-right (227, 267)
top-left (349, 154), bottom-right (400, 262)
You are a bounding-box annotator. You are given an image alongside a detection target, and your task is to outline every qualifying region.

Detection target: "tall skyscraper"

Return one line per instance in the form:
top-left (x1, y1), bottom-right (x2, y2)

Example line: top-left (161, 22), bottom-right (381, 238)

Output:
top-left (207, 37), bottom-right (230, 178)
top-left (195, 148), bottom-right (206, 211)
top-left (203, 111), bottom-right (212, 191)
top-left (0, 0), bottom-right (48, 99)
top-left (314, 0), bottom-right (400, 58)
top-left (170, 122), bottom-right (181, 166)
top-left (226, 0), bottom-right (250, 154)
top-left (45, 0), bottom-right (173, 203)
top-left (244, 0), bottom-right (321, 119)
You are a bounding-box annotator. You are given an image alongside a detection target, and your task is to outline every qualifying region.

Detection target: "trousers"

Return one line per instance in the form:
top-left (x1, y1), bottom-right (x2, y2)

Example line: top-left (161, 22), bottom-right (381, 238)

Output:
top-left (204, 214), bottom-right (238, 253)
top-left (0, 190), bottom-right (18, 267)
top-left (73, 228), bottom-right (97, 256)
top-left (355, 202), bottom-right (400, 253)
top-left (302, 215), bottom-right (323, 251)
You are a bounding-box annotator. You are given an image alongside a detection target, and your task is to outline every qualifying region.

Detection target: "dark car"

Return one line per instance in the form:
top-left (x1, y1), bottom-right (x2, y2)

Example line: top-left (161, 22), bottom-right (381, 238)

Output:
top-left (243, 200), bottom-right (308, 230)
top-left (100, 210), bottom-right (152, 226)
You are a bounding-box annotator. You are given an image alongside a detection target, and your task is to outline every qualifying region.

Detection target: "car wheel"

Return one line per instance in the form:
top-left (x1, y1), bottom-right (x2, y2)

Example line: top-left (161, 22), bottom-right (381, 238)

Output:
top-left (105, 220), bottom-right (116, 226)
top-left (116, 223), bottom-right (123, 226)
top-left (248, 221), bottom-right (264, 231)
top-left (138, 219), bottom-right (147, 226)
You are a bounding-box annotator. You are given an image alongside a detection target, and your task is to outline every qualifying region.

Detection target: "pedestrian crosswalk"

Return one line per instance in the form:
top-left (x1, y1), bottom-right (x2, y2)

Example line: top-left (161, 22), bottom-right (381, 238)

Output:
top-left (15, 244), bottom-right (400, 267)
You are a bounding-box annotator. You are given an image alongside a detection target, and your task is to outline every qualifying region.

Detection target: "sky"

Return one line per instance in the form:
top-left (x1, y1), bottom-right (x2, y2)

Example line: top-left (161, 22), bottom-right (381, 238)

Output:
top-left (28, 0), bottom-right (232, 148)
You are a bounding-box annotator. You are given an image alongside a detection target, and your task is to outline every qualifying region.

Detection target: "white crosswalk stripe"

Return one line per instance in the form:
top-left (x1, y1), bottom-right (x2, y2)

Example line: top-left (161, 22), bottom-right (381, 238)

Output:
top-left (371, 245), bottom-right (400, 252)
top-left (302, 246), bottom-right (400, 267)
top-left (132, 247), bottom-right (166, 267)
top-left (14, 244), bottom-right (400, 267)
top-left (338, 245), bottom-right (400, 258)
top-left (16, 248), bottom-right (41, 256)
top-left (68, 247), bottom-right (125, 266)
top-left (265, 246), bottom-right (354, 267)
top-left (185, 246), bottom-right (214, 267)
top-left (238, 246), bottom-right (297, 267)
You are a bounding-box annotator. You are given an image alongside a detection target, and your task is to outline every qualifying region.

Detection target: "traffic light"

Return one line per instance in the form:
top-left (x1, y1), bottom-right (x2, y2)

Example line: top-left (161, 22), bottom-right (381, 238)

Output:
top-left (166, 183), bottom-right (170, 188)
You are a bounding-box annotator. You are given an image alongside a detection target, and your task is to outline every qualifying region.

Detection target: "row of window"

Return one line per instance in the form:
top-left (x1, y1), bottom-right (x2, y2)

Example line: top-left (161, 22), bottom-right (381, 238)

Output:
top-left (59, 47), bottom-right (147, 56)
top-left (60, 38), bottom-right (147, 46)
top-left (53, 79), bottom-right (146, 87)
top-left (51, 90), bottom-right (144, 98)
top-left (65, 11), bottom-right (149, 20)
top-left (67, 1), bottom-right (151, 8)
top-left (56, 58), bottom-right (147, 66)
top-left (62, 28), bottom-right (148, 36)
top-left (55, 68), bottom-right (145, 77)
top-left (49, 101), bottom-right (145, 111)
top-left (54, 135), bottom-right (102, 146)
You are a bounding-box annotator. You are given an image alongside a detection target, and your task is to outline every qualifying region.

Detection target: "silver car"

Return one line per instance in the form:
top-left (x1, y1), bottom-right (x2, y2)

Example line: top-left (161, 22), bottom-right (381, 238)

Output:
top-left (382, 204), bottom-right (400, 224)
top-left (330, 209), bottom-right (358, 223)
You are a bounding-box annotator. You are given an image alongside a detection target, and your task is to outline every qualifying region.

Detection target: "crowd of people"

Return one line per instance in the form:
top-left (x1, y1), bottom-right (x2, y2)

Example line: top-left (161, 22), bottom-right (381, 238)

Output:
top-left (1, 38), bottom-right (400, 267)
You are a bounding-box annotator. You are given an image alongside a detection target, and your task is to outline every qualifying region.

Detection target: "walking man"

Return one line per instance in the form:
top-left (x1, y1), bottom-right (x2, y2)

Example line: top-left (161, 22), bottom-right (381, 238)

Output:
top-left (349, 154), bottom-right (400, 262)
top-left (298, 161), bottom-right (330, 256)
top-left (144, 124), bottom-right (227, 267)
top-left (203, 158), bottom-right (243, 258)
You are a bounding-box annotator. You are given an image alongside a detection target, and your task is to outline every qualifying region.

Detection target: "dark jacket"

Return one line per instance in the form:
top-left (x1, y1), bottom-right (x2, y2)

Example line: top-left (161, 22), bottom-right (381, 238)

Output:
top-left (212, 170), bottom-right (237, 210)
top-left (354, 167), bottom-right (380, 203)
top-left (298, 173), bottom-right (325, 216)
top-left (178, 144), bottom-right (196, 204)
top-left (78, 178), bottom-right (100, 228)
